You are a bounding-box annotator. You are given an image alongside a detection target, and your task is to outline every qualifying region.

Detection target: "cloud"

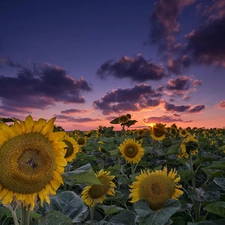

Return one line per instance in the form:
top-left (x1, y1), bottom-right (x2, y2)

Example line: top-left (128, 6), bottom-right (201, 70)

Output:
top-left (218, 100), bottom-right (225, 108)
top-left (0, 61), bottom-right (92, 113)
top-left (184, 15), bottom-right (225, 67)
top-left (164, 102), bottom-right (191, 112)
top-left (61, 109), bottom-right (89, 114)
top-left (0, 57), bottom-right (23, 68)
top-left (96, 54), bottom-right (167, 82)
top-left (93, 84), bottom-right (163, 115)
top-left (143, 115), bottom-right (184, 124)
top-left (149, 0), bottom-right (195, 47)
top-left (165, 75), bottom-right (202, 96)
top-left (188, 104), bottom-right (205, 113)
top-left (54, 114), bottom-right (102, 123)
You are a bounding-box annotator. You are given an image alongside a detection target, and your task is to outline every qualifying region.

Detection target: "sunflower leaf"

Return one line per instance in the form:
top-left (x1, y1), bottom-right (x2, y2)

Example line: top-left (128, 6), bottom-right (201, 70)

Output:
top-left (134, 199), bottom-right (181, 225)
top-left (44, 191), bottom-right (87, 223)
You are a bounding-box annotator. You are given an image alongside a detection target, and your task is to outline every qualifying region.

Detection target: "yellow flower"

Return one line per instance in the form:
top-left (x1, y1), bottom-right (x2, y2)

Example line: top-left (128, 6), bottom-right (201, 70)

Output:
top-left (129, 167), bottom-right (183, 210)
top-left (118, 138), bottom-right (144, 164)
top-left (76, 136), bottom-right (87, 147)
top-left (0, 115), bottom-right (67, 209)
top-left (63, 134), bottom-right (80, 162)
top-left (81, 170), bottom-right (116, 207)
top-left (150, 123), bottom-right (166, 141)
top-left (178, 135), bottom-right (199, 158)
top-left (179, 128), bottom-right (189, 138)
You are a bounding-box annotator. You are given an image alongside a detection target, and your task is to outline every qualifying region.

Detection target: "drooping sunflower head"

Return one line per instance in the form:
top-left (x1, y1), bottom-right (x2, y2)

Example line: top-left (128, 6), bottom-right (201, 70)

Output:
top-left (150, 123), bottom-right (166, 141)
top-left (118, 115), bottom-right (130, 124)
top-left (170, 126), bottom-right (178, 136)
top-left (129, 167), bottom-right (183, 210)
top-left (178, 135), bottom-right (199, 158)
top-left (63, 134), bottom-right (80, 162)
top-left (0, 115), bottom-right (67, 209)
top-left (81, 170), bottom-right (116, 207)
top-left (118, 138), bottom-right (145, 164)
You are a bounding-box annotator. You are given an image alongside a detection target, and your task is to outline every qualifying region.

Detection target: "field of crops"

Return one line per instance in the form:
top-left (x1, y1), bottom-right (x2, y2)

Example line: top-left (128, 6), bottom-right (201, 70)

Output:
top-left (0, 115), bottom-right (225, 225)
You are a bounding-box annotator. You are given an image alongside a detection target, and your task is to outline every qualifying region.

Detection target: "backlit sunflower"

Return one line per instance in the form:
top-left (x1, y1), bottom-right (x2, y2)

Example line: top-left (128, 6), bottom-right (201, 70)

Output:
top-left (150, 123), bottom-right (166, 141)
top-left (129, 167), bottom-right (183, 210)
top-left (178, 135), bottom-right (199, 159)
top-left (0, 115), bottom-right (67, 209)
top-left (81, 170), bottom-right (116, 207)
top-left (118, 115), bottom-right (130, 124)
top-left (118, 138), bottom-right (144, 164)
top-left (63, 134), bottom-right (80, 162)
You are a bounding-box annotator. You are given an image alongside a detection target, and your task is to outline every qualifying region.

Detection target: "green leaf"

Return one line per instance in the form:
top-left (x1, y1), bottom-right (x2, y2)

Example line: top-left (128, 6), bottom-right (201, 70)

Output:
top-left (38, 211), bottom-right (72, 225)
top-left (109, 210), bottom-right (136, 225)
top-left (213, 178), bottom-right (225, 189)
top-left (134, 199), bottom-right (181, 225)
top-left (204, 201), bottom-right (225, 217)
top-left (98, 205), bottom-right (124, 216)
top-left (110, 118), bottom-right (119, 124)
top-left (62, 163), bottom-right (102, 186)
top-left (166, 143), bottom-right (180, 155)
top-left (45, 191), bottom-right (87, 223)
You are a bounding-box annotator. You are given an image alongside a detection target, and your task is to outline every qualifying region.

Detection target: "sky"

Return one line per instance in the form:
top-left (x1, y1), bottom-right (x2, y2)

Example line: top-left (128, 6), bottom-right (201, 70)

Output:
top-left (0, 0), bottom-right (225, 131)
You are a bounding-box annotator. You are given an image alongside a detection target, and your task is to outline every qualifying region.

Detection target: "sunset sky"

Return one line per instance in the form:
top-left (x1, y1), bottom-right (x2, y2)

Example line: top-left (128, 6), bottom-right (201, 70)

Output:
top-left (1, 0), bottom-right (225, 131)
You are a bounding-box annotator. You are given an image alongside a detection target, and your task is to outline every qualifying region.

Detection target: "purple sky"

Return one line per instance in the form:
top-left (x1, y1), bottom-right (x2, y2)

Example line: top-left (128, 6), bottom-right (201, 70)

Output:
top-left (0, 0), bottom-right (225, 130)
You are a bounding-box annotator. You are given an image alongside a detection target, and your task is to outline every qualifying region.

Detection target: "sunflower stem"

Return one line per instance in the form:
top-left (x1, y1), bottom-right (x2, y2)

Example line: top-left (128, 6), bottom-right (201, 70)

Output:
top-left (189, 153), bottom-right (200, 222)
top-left (89, 205), bottom-right (95, 225)
top-left (21, 206), bottom-right (30, 225)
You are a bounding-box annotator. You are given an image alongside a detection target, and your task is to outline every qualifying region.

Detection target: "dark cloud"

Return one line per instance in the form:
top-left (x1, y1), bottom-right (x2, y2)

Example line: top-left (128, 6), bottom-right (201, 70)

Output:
top-left (165, 75), bottom-right (202, 96)
top-left (167, 55), bottom-right (192, 74)
top-left (54, 114), bottom-right (101, 123)
top-left (0, 61), bottom-right (92, 113)
top-left (143, 115), bottom-right (183, 124)
top-left (164, 102), bottom-right (191, 112)
top-left (93, 84), bottom-right (163, 115)
top-left (184, 15), bottom-right (225, 67)
top-left (218, 100), bottom-right (225, 108)
top-left (188, 104), bottom-right (205, 113)
top-left (61, 109), bottom-right (89, 114)
top-left (0, 57), bottom-right (23, 68)
top-left (149, 0), bottom-right (195, 47)
top-left (96, 54), bottom-right (167, 82)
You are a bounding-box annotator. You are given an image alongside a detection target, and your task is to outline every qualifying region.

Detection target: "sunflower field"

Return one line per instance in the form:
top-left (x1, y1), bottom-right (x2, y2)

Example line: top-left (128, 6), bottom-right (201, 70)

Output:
top-left (0, 115), bottom-right (225, 225)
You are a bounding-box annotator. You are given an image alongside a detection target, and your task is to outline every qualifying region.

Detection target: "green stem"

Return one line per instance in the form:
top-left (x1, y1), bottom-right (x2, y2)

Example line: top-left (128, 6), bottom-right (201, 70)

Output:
top-left (189, 154), bottom-right (200, 222)
top-left (89, 205), bottom-right (95, 225)
top-left (21, 206), bottom-right (30, 225)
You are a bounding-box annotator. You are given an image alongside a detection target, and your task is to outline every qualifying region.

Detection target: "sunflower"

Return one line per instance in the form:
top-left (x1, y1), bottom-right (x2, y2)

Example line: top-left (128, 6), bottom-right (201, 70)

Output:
top-left (129, 167), bottom-right (183, 210)
top-left (81, 170), bottom-right (116, 207)
top-left (170, 126), bottom-right (178, 136)
top-left (118, 138), bottom-right (144, 164)
top-left (179, 128), bottom-right (189, 138)
top-left (63, 134), bottom-right (80, 162)
top-left (150, 123), bottom-right (166, 141)
top-left (0, 115), bottom-right (67, 209)
top-left (76, 136), bottom-right (87, 147)
top-left (178, 135), bottom-right (199, 158)
top-left (118, 115), bottom-right (130, 124)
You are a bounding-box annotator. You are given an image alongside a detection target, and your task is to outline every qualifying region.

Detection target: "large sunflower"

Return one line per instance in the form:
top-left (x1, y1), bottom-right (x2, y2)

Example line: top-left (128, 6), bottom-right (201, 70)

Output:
top-left (0, 115), bottom-right (67, 209)
top-left (63, 134), bottom-right (80, 162)
top-left (118, 115), bottom-right (130, 124)
top-left (81, 170), bottom-right (116, 207)
top-left (129, 167), bottom-right (183, 210)
top-left (118, 138), bottom-right (144, 164)
top-left (150, 123), bottom-right (166, 141)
